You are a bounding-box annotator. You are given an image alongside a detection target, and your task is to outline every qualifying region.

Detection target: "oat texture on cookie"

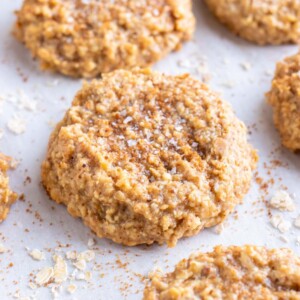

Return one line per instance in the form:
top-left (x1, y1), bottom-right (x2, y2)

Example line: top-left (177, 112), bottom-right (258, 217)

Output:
top-left (0, 154), bottom-right (18, 223)
top-left (41, 68), bottom-right (257, 247)
top-left (204, 0), bottom-right (300, 45)
top-left (267, 52), bottom-right (300, 151)
top-left (14, 0), bottom-right (195, 78)
top-left (144, 245), bottom-right (300, 299)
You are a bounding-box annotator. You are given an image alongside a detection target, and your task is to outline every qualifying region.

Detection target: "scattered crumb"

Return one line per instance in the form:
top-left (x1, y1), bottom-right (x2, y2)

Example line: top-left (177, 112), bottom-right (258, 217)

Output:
top-left (7, 115), bottom-right (26, 134)
top-left (29, 249), bottom-right (45, 261)
top-left (85, 271), bottom-right (92, 281)
top-left (214, 223), bottom-right (224, 234)
top-left (0, 243), bottom-right (8, 253)
top-left (294, 215), bottom-right (300, 228)
top-left (271, 214), bottom-right (291, 233)
top-left (28, 282), bottom-right (37, 290)
top-left (269, 190), bottom-right (295, 211)
top-left (67, 284), bottom-right (77, 294)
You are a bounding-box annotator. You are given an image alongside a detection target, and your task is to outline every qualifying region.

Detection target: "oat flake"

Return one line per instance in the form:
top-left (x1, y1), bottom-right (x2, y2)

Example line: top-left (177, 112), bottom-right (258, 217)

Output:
top-left (73, 259), bottom-right (86, 271)
top-left (35, 267), bottom-right (54, 285)
top-left (53, 255), bottom-right (68, 283)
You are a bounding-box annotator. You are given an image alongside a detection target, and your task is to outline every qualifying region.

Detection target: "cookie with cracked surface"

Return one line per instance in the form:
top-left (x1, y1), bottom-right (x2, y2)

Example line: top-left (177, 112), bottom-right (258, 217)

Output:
top-left (41, 68), bottom-right (257, 247)
top-left (144, 245), bottom-right (300, 299)
top-left (267, 52), bottom-right (300, 151)
top-left (0, 154), bottom-right (18, 223)
top-left (14, 0), bottom-right (195, 78)
top-left (204, 0), bottom-right (300, 45)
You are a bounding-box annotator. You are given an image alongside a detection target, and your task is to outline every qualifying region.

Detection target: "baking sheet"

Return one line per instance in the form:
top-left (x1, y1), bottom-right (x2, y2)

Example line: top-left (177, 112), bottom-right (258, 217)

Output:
top-left (1, 1), bottom-right (300, 299)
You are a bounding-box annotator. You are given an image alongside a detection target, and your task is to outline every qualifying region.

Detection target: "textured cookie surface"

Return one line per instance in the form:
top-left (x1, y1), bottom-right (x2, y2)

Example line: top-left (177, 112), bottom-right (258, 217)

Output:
top-left (144, 245), bottom-right (300, 299)
top-left (0, 154), bottom-right (17, 223)
top-left (267, 52), bottom-right (300, 151)
top-left (41, 68), bottom-right (257, 247)
top-left (14, 0), bottom-right (195, 78)
top-left (205, 0), bottom-right (300, 45)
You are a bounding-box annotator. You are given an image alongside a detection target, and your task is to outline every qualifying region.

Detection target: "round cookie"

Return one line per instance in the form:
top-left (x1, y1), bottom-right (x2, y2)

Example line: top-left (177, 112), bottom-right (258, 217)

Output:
top-left (41, 68), bottom-right (257, 247)
top-left (204, 0), bottom-right (300, 45)
top-left (267, 52), bottom-right (300, 151)
top-left (144, 245), bottom-right (300, 299)
top-left (14, 0), bottom-right (195, 78)
top-left (0, 154), bottom-right (17, 223)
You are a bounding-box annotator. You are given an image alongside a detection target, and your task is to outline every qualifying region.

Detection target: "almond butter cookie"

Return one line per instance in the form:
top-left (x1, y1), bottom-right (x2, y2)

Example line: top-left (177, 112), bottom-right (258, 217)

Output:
top-left (144, 245), bottom-right (300, 299)
top-left (0, 154), bottom-right (18, 223)
top-left (267, 52), bottom-right (300, 151)
top-left (204, 0), bottom-right (300, 45)
top-left (41, 68), bottom-right (257, 247)
top-left (14, 0), bottom-right (195, 78)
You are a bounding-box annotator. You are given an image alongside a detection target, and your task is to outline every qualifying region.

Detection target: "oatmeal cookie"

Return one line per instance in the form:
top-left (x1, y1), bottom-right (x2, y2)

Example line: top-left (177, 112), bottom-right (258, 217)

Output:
top-left (41, 68), bottom-right (257, 247)
top-left (14, 0), bottom-right (195, 78)
top-left (204, 0), bottom-right (300, 45)
top-left (267, 52), bottom-right (300, 151)
top-left (0, 154), bottom-right (17, 223)
top-left (144, 245), bottom-right (300, 299)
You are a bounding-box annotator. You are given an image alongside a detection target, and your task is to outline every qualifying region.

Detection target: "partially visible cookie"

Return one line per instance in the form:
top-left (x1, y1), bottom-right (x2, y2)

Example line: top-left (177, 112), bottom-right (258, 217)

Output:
top-left (14, 0), bottom-right (195, 78)
top-left (267, 52), bottom-right (300, 151)
top-left (204, 0), bottom-right (300, 45)
top-left (41, 68), bottom-right (257, 247)
top-left (144, 245), bottom-right (300, 299)
top-left (0, 154), bottom-right (17, 223)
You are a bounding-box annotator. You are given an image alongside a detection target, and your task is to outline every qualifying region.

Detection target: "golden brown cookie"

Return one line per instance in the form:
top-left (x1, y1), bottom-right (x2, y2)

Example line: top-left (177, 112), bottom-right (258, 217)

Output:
top-left (14, 0), bottom-right (195, 78)
top-left (144, 245), bottom-right (300, 299)
top-left (41, 68), bottom-right (257, 247)
top-left (204, 0), bottom-right (300, 45)
top-left (0, 154), bottom-right (17, 223)
top-left (267, 52), bottom-right (300, 151)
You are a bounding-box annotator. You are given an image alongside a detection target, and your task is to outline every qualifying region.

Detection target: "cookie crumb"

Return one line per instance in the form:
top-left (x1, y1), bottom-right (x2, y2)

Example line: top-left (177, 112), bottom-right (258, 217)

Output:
top-left (7, 115), bottom-right (26, 134)
top-left (269, 190), bottom-right (295, 211)
top-left (29, 249), bottom-right (45, 261)
top-left (294, 215), bottom-right (300, 228)
top-left (214, 223), bottom-right (224, 234)
top-left (0, 243), bottom-right (7, 253)
top-left (271, 214), bottom-right (291, 233)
